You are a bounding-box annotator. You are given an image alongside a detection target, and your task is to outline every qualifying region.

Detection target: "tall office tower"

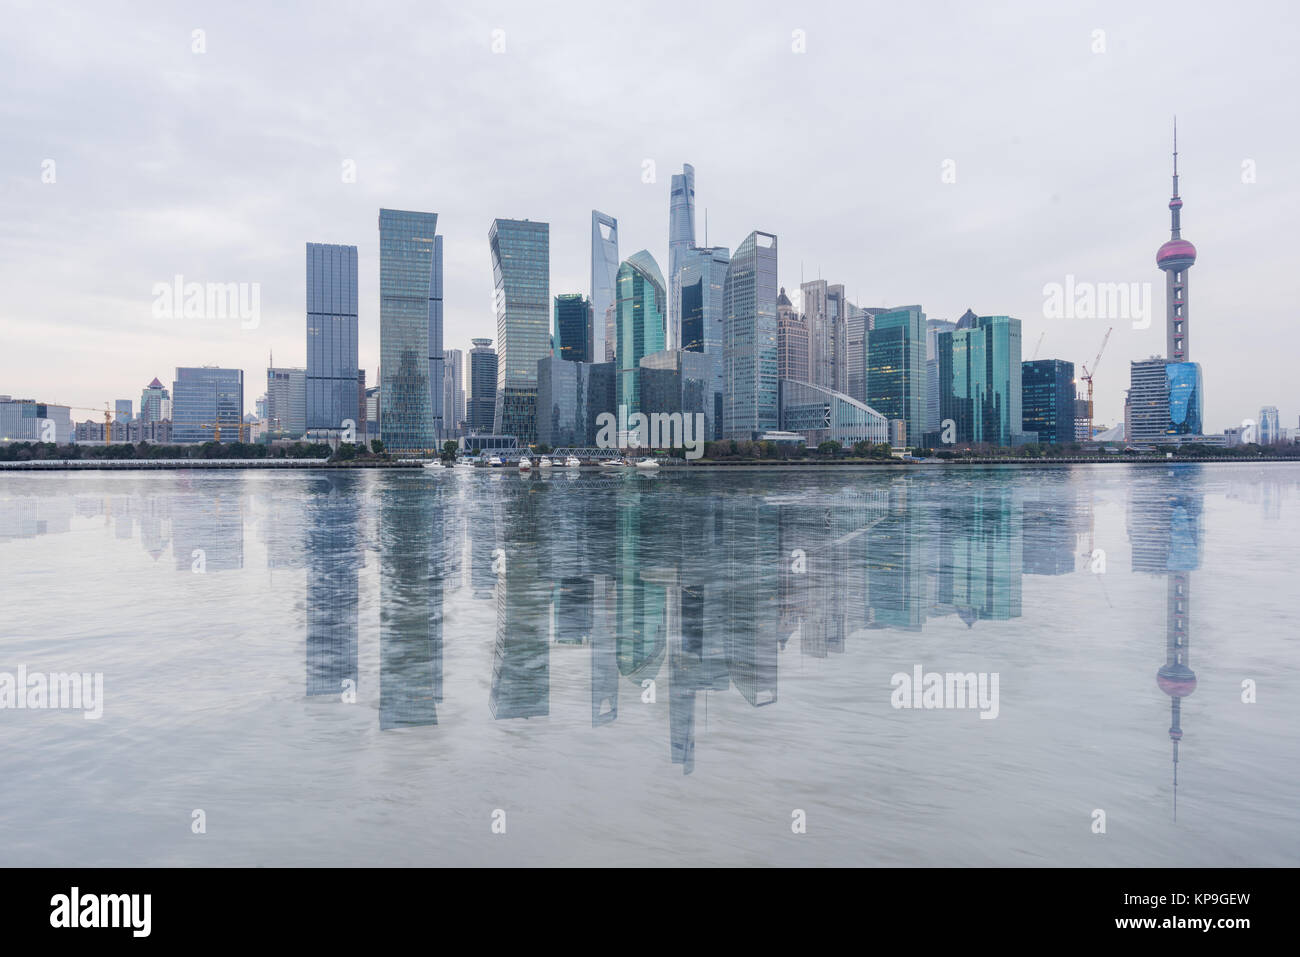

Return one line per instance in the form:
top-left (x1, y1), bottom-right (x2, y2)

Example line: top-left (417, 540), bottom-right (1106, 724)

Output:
top-left (428, 235), bottom-right (445, 439)
top-left (356, 370), bottom-right (367, 442)
top-left (800, 279), bottom-right (848, 393)
top-left (668, 163), bottom-right (696, 351)
top-left (114, 399), bottom-right (133, 422)
top-left (490, 218), bottom-right (549, 444)
top-left (678, 244), bottom-right (730, 438)
top-left (139, 377), bottom-right (170, 423)
top-left (1021, 359), bottom-right (1076, 445)
top-left (443, 348), bottom-right (464, 436)
top-left (172, 366), bottom-right (244, 444)
top-left (844, 304), bottom-right (867, 403)
top-left (925, 318), bottom-right (958, 432)
top-left (554, 293), bottom-right (594, 364)
top-left (1128, 357), bottom-right (1172, 442)
top-left (936, 313), bottom-right (1024, 446)
top-left (591, 210), bottom-right (620, 363)
top-left (265, 367), bottom-right (307, 438)
top-left (1259, 406), bottom-right (1280, 445)
top-left (723, 231), bottom-right (779, 439)
top-left (865, 305), bottom-right (927, 446)
top-left (468, 338), bottom-right (498, 433)
top-left (379, 208), bottom-right (441, 454)
top-left (776, 287), bottom-right (810, 383)
top-left (614, 250), bottom-right (667, 417)
top-left (305, 243), bottom-right (360, 436)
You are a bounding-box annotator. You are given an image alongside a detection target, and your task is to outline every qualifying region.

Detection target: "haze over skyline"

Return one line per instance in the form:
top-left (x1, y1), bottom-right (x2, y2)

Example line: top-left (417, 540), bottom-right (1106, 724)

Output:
top-left (2, 0), bottom-right (1295, 433)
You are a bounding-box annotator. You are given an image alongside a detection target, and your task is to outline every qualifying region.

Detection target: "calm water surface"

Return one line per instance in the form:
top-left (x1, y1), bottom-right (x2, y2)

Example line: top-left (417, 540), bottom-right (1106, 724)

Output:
top-left (1, 464), bottom-right (1297, 866)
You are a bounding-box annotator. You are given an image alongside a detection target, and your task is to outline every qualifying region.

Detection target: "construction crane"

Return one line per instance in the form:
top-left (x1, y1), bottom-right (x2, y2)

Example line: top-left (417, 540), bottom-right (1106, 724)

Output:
top-left (1031, 331), bottom-right (1046, 360)
top-left (1079, 326), bottom-right (1113, 441)
top-left (200, 419), bottom-right (250, 443)
top-left (48, 402), bottom-right (114, 444)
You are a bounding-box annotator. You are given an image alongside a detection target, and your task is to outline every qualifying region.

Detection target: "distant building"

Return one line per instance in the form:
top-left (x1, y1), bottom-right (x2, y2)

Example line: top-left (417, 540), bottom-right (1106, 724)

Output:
top-left (925, 318), bottom-right (957, 433)
top-left (536, 356), bottom-right (616, 447)
top-left (723, 231), bottom-right (779, 438)
top-left (934, 311), bottom-right (1025, 447)
top-left (778, 379), bottom-right (888, 447)
top-left (0, 397), bottom-right (72, 444)
top-left (801, 279), bottom-right (848, 394)
top-left (776, 287), bottom-right (809, 385)
top-left (1259, 406), bottom-right (1280, 445)
top-left (678, 244), bottom-right (730, 439)
top-left (490, 218), bottom-right (549, 444)
top-left (1021, 359), bottom-right (1076, 445)
top-left (173, 367), bottom-right (244, 443)
top-left (443, 348), bottom-right (464, 437)
top-left (615, 250), bottom-right (667, 417)
top-left (554, 294), bottom-right (594, 364)
top-left (114, 399), bottom-right (133, 423)
top-left (468, 338), bottom-right (498, 433)
top-left (139, 377), bottom-right (171, 423)
top-left (379, 208), bottom-right (442, 454)
top-left (265, 367), bottom-right (306, 438)
top-left (639, 349), bottom-right (714, 446)
top-left (305, 242), bottom-right (360, 437)
top-left (865, 305), bottom-right (927, 447)
top-left (667, 163), bottom-right (696, 351)
top-left (591, 211), bottom-right (620, 364)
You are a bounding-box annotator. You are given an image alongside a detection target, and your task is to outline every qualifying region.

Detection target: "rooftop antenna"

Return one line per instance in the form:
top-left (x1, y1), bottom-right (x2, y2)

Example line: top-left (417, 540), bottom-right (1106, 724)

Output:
top-left (704, 208), bottom-right (708, 247)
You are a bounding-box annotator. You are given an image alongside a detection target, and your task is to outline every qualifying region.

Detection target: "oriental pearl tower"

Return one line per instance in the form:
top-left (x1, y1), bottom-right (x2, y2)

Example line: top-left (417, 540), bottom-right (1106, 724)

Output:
top-left (1158, 119), bottom-right (1197, 362)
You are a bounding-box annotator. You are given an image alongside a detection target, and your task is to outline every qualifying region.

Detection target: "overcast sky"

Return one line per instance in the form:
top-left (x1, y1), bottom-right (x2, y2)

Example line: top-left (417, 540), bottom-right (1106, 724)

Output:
top-left (2, 0), bottom-right (1295, 432)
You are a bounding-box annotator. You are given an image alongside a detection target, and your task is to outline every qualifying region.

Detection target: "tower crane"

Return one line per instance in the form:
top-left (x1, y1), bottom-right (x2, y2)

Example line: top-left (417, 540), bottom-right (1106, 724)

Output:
top-left (48, 402), bottom-right (115, 444)
top-left (1079, 326), bottom-right (1113, 441)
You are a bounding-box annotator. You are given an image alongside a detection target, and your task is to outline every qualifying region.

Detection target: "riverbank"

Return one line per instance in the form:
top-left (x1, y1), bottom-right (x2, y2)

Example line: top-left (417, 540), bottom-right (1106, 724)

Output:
top-left (0, 459), bottom-right (421, 470)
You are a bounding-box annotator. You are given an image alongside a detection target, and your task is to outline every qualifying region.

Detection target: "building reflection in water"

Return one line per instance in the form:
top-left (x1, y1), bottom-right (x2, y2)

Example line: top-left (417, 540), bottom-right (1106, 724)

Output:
top-left (305, 474), bottom-right (362, 698)
top-left (1127, 467), bottom-right (1204, 820)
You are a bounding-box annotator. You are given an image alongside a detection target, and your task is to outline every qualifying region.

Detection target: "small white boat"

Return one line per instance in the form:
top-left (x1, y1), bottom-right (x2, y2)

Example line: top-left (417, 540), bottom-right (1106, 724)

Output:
top-left (455, 459), bottom-right (475, 469)
top-left (565, 455), bottom-right (581, 468)
top-left (635, 457), bottom-right (660, 470)
top-left (538, 456), bottom-right (553, 468)
top-left (599, 459), bottom-right (624, 468)
top-left (423, 459), bottom-right (445, 469)
top-left (518, 456), bottom-right (532, 471)
top-left (488, 456), bottom-right (503, 467)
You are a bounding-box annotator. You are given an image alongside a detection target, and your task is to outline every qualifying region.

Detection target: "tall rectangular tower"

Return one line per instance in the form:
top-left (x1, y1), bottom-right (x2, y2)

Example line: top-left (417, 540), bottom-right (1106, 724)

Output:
top-left (491, 218), bottom-right (549, 444)
top-left (305, 242), bottom-right (359, 436)
top-left (379, 209), bottom-right (440, 454)
top-left (723, 231), bottom-right (779, 439)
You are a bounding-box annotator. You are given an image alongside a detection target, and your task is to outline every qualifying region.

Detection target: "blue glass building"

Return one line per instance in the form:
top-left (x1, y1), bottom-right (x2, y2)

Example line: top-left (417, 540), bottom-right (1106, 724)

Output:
top-left (554, 293), bottom-right (594, 364)
top-left (305, 243), bottom-right (359, 436)
top-left (1021, 358), bottom-right (1076, 445)
top-left (379, 209), bottom-right (441, 454)
top-left (722, 231), bottom-right (779, 439)
top-left (491, 218), bottom-right (549, 444)
top-left (615, 250), bottom-right (667, 416)
top-left (1166, 362), bottom-right (1203, 436)
top-left (864, 305), bottom-right (927, 446)
top-left (172, 366), bottom-right (244, 443)
top-left (936, 312), bottom-right (1024, 446)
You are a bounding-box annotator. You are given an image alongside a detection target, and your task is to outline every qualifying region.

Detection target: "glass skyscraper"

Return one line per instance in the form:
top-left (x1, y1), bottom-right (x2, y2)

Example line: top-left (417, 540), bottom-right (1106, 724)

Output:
top-left (668, 163), bottom-right (696, 351)
top-left (1021, 358), bottom-right (1076, 445)
top-left (172, 366), bottom-right (244, 444)
top-left (864, 305), bottom-right (927, 447)
top-left (305, 242), bottom-right (359, 436)
top-left (591, 211), bottom-right (619, 364)
top-left (491, 218), bottom-right (549, 444)
top-left (936, 313), bottom-right (1024, 446)
top-left (723, 231), bottom-right (779, 439)
top-left (379, 209), bottom-right (441, 454)
top-left (265, 366), bottom-right (306, 438)
top-left (1166, 362), bottom-right (1203, 436)
top-left (468, 338), bottom-right (498, 434)
top-left (677, 245), bottom-right (729, 439)
top-left (614, 250), bottom-right (667, 415)
top-left (554, 293), bottom-right (594, 364)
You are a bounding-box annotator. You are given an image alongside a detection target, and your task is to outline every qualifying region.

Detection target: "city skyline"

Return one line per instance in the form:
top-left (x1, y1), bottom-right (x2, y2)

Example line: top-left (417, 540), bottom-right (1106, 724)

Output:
top-left (2, 2), bottom-right (1295, 434)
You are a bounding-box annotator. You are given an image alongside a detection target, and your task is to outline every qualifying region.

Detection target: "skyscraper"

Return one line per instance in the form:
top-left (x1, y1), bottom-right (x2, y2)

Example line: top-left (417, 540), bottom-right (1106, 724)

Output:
top-left (114, 399), bottom-right (133, 423)
top-left (265, 366), bottom-right (306, 438)
top-left (668, 163), bottom-right (696, 351)
top-left (443, 347), bottom-right (464, 437)
top-left (379, 208), bottom-right (441, 454)
top-left (554, 293), bottom-right (594, 364)
top-left (865, 305), bottom-right (927, 447)
top-left (614, 250), bottom-right (667, 416)
top-left (1021, 359), bottom-right (1076, 445)
top-left (1259, 406), bottom-right (1280, 445)
top-left (490, 218), bottom-right (549, 444)
top-left (925, 318), bottom-right (958, 433)
top-left (777, 287), bottom-right (810, 384)
top-left (591, 211), bottom-right (619, 363)
top-left (305, 242), bottom-right (359, 436)
top-left (172, 366), bottom-right (244, 444)
top-left (723, 231), bottom-right (779, 439)
top-left (800, 279), bottom-right (847, 393)
top-left (139, 377), bottom-right (170, 423)
top-left (468, 338), bottom-right (498, 434)
top-left (678, 244), bottom-right (730, 438)
top-left (935, 313), bottom-right (1024, 446)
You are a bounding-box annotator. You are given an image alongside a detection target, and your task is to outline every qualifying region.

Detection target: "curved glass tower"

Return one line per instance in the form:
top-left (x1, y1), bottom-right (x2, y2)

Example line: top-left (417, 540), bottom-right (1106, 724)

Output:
top-left (615, 250), bottom-right (666, 416)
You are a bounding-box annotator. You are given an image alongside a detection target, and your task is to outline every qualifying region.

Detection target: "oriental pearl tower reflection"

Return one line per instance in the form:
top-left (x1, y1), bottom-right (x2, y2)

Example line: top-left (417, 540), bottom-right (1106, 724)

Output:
top-left (1127, 470), bottom-right (1203, 821)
